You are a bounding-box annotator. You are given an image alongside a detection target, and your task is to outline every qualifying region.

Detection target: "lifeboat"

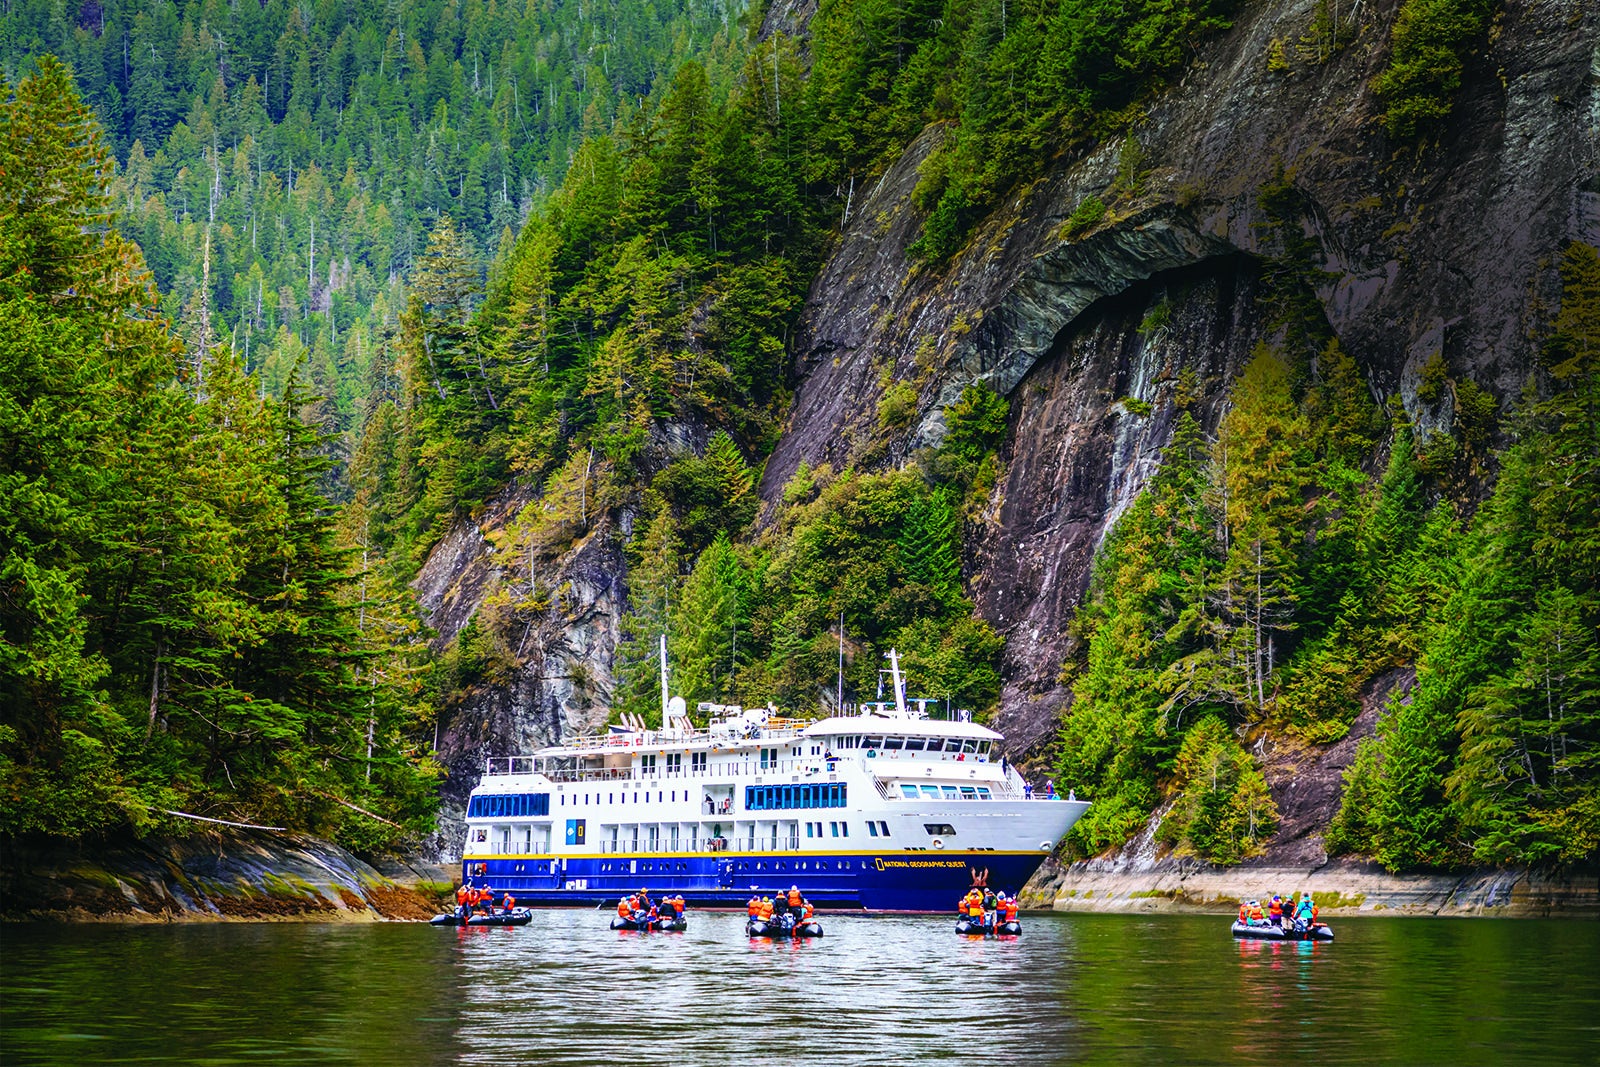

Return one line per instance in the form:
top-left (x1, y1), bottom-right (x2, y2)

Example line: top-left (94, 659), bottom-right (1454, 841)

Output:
top-left (746, 914), bottom-right (823, 939)
top-left (1231, 920), bottom-right (1334, 942)
top-left (955, 917), bottom-right (1021, 936)
top-left (430, 908), bottom-right (533, 927)
top-left (611, 910), bottom-right (688, 932)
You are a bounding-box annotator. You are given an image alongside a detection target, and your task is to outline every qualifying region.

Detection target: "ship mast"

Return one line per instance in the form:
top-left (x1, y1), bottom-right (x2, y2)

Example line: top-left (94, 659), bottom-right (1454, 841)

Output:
top-left (887, 648), bottom-right (907, 716)
top-left (659, 634), bottom-right (670, 720)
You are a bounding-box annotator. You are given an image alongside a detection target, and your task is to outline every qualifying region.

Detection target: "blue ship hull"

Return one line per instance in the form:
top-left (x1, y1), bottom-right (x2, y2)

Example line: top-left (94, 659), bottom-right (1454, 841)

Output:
top-left (460, 851), bottom-right (1048, 912)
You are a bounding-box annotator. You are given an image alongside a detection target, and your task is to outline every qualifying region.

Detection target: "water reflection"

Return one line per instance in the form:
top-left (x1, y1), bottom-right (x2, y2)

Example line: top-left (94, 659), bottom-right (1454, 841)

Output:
top-left (3, 911), bottom-right (1598, 1065)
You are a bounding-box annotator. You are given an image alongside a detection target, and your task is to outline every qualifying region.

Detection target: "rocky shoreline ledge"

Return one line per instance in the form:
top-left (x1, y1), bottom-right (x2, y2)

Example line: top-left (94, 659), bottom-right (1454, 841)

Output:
top-left (5, 833), bottom-right (1595, 922)
top-left (1019, 856), bottom-right (1600, 918)
top-left (0, 831), bottom-right (453, 923)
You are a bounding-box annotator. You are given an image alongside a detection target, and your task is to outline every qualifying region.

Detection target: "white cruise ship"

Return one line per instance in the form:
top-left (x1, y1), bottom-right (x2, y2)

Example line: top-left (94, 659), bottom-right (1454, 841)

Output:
top-left (457, 652), bottom-right (1088, 911)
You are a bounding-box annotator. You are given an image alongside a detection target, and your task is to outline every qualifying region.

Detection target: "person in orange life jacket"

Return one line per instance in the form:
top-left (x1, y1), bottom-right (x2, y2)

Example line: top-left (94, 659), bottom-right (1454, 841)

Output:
top-left (617, 895), bottom-right (634, 919)
top-left (500, 892), bottom-right (516, 913)
top-left (802, 900), bottom-right (815, 921)
top-left (787, 886), bottom-right (802, 908)
top-left (672, 894), bottom-right (686, 918)
top-left (1238, 899), bottom-right (1250, 924)
top-left (1268, 894), bottom-right (1285, 927)
top-left (455, 883), bottom-right (471, 919)
top-left (757, 896), bottom-right (774, 921)
top-left (747, 895), bottom-right (761, 918)
top-left (636, 887), bottom-right (653, 913)
top-left (1247, 900), bottom-right (1266, 925)
top-left (1003, 895), bottom-right (1019, 924)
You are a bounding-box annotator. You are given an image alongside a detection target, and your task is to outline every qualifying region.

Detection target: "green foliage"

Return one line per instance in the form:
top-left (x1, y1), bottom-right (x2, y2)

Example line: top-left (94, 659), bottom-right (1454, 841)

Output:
top-left (1374, 0), bottom-right (1494, 140)
top-left (877, 381), bottom-right (920, 430)
top-left (0, 60), bottom-right (438, 846)
top-left (0, 0), bottom-right (752, 440)
top-left (804, 0), bottom-right (1233, 260)
top-left (1328, 243), bottom-right (1600, 870)
top-left (1156, 717), bottom-right (1279, 864)
top-left (1062, 195), bottom-right (1108, 240)
top-left (1110, 137), bottom-right (1148, 203)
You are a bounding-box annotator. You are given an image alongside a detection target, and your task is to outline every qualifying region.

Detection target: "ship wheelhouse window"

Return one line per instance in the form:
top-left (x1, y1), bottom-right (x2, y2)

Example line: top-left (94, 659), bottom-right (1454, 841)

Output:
top-left (883, 736), bottom-right (904, 750)
top-left (977, 787), bottom-right (992, 799)
top-left (926, 739), bottom-right (949, 753)
top-left (899, 784), bottom-right (919, 798)
top-left (942, 786), bottom-right (960, 799)
top-left (467, 793), bottom-right (551, 818)
top-left (921, 785), bottom-right (941, 799)
top-left (877, 821), bottom-right (891, 836)
top-left (866, 822), bottom-right (878, 837)
top-left (924, 823), bottom-right (956, 836)
top-left (863, 737), bottom-right (884, 750)
top-left (903, 737), bottom-right (926, 751)
top-left (960, 786), bottom-right (978, 799)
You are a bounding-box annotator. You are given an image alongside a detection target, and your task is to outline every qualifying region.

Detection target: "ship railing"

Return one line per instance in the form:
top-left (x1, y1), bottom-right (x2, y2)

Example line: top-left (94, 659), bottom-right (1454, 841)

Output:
top-left (536, 725), bottom-right (809, 753)
top-left (493, 757), bottom-right (836, 784)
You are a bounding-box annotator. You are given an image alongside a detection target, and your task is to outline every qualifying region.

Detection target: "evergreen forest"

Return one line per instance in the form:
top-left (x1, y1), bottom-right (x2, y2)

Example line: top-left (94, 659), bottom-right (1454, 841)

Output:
top-left (2, 0), bottom-right (1595, 874)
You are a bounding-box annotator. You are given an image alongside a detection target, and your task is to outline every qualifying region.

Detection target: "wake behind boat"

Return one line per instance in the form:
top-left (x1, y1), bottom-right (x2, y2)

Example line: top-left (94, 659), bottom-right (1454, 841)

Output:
top-left (452, 650), bottom-right (1089, 912)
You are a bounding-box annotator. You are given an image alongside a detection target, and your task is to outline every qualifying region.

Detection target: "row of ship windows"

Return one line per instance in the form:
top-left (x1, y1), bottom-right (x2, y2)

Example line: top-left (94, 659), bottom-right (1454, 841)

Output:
top-left (477, 784), bottom-right (990, 818)
top-left (557, 789), bottom-right (712, 807)
top-left (831, 736), bottom-right (992, 755)
top-left (900, 784), bottom-right (992, 800)
top-left (743, 783), bottom-right (848, 811)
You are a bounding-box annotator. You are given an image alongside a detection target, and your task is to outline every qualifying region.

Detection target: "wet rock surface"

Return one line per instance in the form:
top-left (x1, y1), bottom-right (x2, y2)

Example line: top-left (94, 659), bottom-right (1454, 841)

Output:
top-left (414, 496), bottom-right (628, 861)
top-left (0, 831), bottom-right (452, 922)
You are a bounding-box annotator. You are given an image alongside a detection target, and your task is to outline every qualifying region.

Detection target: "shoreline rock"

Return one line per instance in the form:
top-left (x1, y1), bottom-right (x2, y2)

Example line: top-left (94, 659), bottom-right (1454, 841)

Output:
top-left (1021, 855), bottom-right (1600, 919)
top-left (0, 831), bottom-right (454, 924)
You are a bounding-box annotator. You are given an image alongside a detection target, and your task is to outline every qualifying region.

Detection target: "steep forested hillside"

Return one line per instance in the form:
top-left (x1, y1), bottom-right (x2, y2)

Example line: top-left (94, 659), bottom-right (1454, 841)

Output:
top-left (0, 0), bottom-right (751, 437)
top-left (3, 0), bottom-right (1595, 875)
top-left (1, 60), bottom-right (436, 847)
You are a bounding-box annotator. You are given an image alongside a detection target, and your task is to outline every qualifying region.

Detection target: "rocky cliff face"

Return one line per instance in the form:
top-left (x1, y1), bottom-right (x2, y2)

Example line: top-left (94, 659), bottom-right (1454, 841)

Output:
top-left (412, 488), bottom-right (628, 858)
top-left (413, 0), bottom-right (1598, 860)
top-left (758, 0), bottom-right (1600, 757)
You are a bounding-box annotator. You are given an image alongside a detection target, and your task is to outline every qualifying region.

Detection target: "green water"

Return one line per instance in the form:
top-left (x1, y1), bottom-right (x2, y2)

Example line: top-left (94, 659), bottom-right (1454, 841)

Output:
top-left (2, 911), bottom-right (1596, 1065)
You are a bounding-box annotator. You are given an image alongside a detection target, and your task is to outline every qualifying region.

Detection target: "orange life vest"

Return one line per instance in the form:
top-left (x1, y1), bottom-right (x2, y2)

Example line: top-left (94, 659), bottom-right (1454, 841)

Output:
top-left (618, 898), bottom-right (632, 917)
top-left (1004, 901), bottom-right (1018, 921)
top-left (803, 903), bottom-right (814, 919)
top-left (456, 885), bottom-right (470, 905)
top-left (1269, 900), bottom-right (1283, 918)
top-left (1238, 904), bottom-right (1248, 922)
top-left (502, 894), bottom-right (515, 910)
top-left (788, 889), bottom-right (802, 907)
top-left (747, 898), bottom-right (760, 917)
top-left (758, 901), bottom-right (773, 920)
top-left (1248, 904), bottom-right (1264, 921)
